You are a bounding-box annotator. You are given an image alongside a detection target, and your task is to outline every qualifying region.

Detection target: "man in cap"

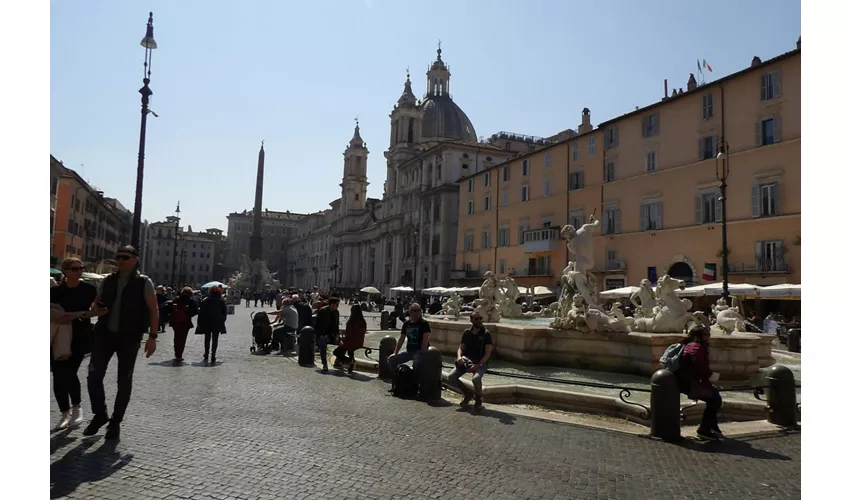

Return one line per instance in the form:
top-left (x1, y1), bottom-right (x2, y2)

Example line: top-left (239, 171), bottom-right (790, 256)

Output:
top-left (84, 245), bottom-right (158, 441)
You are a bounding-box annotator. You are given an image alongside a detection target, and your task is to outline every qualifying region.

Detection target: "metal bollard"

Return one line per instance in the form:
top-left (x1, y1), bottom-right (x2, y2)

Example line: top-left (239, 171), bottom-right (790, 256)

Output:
top-left (765, 364), bottom-right (798, 428)
top-left (787, 329), bottom-right (801, 353)
top-left (380, 311), bottom-right (389, 331)
top-left (418, 346), bottom-right (443, 402)
top-left (298, 326), bottom-right (315, 367)
top-left (378, 336), bottom-right (397, 379)
top-left (650, 369), bottom-right (682, 442)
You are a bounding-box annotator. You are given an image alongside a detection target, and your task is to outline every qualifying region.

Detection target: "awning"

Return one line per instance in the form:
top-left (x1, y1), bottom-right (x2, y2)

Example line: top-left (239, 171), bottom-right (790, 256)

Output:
top-left (599, 286), bottom-right (641, 299)
top-left (758, 283), bottom-right (801, 298)
top-left (389, 286), bottom-right (413, 292)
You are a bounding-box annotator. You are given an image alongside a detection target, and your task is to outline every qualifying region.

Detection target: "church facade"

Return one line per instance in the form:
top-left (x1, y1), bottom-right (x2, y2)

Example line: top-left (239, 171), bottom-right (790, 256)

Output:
top-left (287, 48), bottom-right (512, 293)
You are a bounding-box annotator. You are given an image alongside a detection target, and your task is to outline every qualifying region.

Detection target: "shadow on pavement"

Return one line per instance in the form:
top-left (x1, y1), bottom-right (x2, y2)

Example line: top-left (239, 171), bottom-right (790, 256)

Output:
top-left (456, 406), bottom-right (518, 425)
top-left (50, 430), bottom-right (78, 454)
top-left (50, 439), bottom-right (133, 499)
top-left (675, 437), bottom-right (793, 460)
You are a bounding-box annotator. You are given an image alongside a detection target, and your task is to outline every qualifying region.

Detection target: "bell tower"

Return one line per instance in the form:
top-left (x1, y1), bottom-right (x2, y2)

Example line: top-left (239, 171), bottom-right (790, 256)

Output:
top-left (386, 70), bottom-right (424, 198)
top-left (340, 119), bottom-right (369, 215)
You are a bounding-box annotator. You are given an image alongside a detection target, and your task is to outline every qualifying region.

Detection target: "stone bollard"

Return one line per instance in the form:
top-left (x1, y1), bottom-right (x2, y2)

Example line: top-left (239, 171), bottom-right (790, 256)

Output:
top-left (298, 326), bottom-right (315, 367)
top-left (765, 364), bottom-right (798, 428)
top-left (378, 336), bottom-right (397, 379)
top-left (787, 329), bottom-right (801, 353)
top-left (418, 346), bottom-right (443, 402)
top-left (650, 369), bottom-right (682, 442)
top-left (380, 311), bottom-right (390, 330)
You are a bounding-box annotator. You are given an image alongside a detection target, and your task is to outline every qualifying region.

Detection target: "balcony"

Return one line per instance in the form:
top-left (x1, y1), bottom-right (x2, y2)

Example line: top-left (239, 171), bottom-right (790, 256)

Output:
top-left (512, 268), bottom-right (552, 278)
top-left (450, 269), bottom-right (480, 280)
top-left (724, 258), bottom-right (791, 275)
top-left (605, 259), bottom-right (627, 272)
top-left (523, 228), bottom-right (561, 254)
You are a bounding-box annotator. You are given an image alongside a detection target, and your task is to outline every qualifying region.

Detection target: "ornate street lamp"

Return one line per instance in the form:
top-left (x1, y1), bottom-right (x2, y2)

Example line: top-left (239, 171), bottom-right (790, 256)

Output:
top-left (715, 137), bottom-right (731, 302)
top-left (412, 229), bottom-right (420, 291)
top-left (131, 12), bottom-right (158, 249)
top-left (170, 201), bottom-right (180, 285)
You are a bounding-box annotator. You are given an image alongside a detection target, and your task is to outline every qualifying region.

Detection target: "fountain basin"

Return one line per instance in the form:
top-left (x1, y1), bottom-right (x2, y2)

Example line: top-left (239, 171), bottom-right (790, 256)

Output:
top-left (426, 318), bottom-right (776, 380)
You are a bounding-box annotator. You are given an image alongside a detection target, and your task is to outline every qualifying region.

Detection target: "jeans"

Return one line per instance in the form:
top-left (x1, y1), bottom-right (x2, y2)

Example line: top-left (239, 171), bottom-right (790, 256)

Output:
top-left (204, 332), bottom-right (220, 357)
top-left (52, 353), bottom-right (85, 413)
top-left (387, 350), bottom-right (421, 372)
top-left (447, 364), bottom-right (488, 399)
top-left (696, 386), bottom-right (723, 431)
top-left (316, 335), bottom-right (329, 367)
top-left (87, 333), bottom-right (140, 425)
top-left (173, 325), bottom-right (190, 359)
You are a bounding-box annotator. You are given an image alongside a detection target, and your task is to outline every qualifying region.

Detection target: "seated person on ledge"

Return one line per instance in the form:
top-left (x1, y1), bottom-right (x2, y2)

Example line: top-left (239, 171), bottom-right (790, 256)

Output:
top-left (447, 312), bottom-right (493, 409)
top-left (387, 303), bottom-right (430, 371)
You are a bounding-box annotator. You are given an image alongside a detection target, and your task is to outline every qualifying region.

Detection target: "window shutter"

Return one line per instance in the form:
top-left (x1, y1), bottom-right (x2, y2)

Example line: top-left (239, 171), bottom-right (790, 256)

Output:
top-left (755, 241), bottom-right (763, 263)
top-left (656, 203), bottom-right (663, 230)
top-left (695, 195), bottom-right (703, 224)
top-left (751, 184), bottom-right (761, 217)
top-left (755, 120), bottom-right (762, 147)
top-left (614, 209), bottom-right (621, 234)
top-left (774, 182), bottom-right (781, 216)
top-left (578, 171), bottom-right (584, 188)
top-left (640, 205), bottom-right (647, 231)
top-left (614, 127), bottom-right (619, 147)
top-left (774, 115), bottom-right (781, 142)
top-left (714, 134), bottom-right (720, 157)
top-left (655, 115), bottom-right (660, 135)
top-left (714, 190), bottom-right (723, 223)
top-left (698, 138), bottom-right (704, 161)
top-left (760, 75), bottom-right (767, 101)
top-left (773, 71), bottom-right (782, 98)
top-left (776, 239), bottom-right (785, 260)
top-left (602, 210), bottom-right (609, 235)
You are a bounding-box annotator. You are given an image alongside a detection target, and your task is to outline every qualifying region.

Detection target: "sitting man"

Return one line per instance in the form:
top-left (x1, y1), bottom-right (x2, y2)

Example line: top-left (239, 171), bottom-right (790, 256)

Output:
top-left (387, 303), bottom-right (431, 372)
top-left (268, 298), bottom-right (299, 351)
top-left (447, 312), bottom-right (493, 410)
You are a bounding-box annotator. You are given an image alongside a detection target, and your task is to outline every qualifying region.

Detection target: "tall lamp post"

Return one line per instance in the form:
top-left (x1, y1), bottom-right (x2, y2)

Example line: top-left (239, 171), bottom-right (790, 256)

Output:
top-left (131, 12), bottom-right (158, 249)
top-left (715, 137), bottom-right (731, 302)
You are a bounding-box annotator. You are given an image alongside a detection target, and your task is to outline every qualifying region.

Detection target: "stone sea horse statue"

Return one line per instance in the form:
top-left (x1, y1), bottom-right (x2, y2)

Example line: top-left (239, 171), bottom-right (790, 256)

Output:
top-left (473, 271), bottom-right (503, 322)
top-left (631, 275), bottom-right (708, 333)
top-left (712, 296), bottom-right (746, 334)
top-left (499, 272), bottom-right (523, 318)
top-left (629, 279), bottom-right (658, 318)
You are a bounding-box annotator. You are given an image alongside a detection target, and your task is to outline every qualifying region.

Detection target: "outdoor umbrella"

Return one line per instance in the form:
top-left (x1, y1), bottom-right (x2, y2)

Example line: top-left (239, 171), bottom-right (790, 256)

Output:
top-left (201, 281), bottom-right (229, 289)
top-left (599, 286), bottom-right (640, 299)
top-left (50, 268), bottom-right (62, 276)
top-left (360, 286), bottom-right (381, 294)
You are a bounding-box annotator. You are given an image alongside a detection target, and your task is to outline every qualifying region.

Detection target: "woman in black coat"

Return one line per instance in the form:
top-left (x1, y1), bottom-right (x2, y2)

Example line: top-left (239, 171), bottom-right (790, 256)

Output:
top-left (196, 286), bottom-right (228, 365)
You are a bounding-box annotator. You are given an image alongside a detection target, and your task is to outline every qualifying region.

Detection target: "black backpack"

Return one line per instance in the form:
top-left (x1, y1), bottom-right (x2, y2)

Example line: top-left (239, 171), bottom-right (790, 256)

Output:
top-left (390, 364), bottom-right (418, 399)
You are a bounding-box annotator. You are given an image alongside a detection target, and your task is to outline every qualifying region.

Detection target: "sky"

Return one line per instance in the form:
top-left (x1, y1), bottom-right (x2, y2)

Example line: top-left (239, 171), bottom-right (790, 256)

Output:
top-left (50, 0), bottom-right (801, 234)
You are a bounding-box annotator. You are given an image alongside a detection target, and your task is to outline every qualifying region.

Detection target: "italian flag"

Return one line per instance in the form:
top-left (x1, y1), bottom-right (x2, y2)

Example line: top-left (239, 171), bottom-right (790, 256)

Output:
top-left (702, 59), bottom-right (713, 73)
top-left (702, 263), bottom-right (716, 281)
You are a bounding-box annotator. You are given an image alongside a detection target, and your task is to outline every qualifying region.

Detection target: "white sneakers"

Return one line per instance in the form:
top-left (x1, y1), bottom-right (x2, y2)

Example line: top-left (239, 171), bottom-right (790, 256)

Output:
top-left (54, 406), bottom-right (83, 431)
top-left (55, 412), bottom-right (71, 431)
top-left (70, 406), bottom-right (83, 427)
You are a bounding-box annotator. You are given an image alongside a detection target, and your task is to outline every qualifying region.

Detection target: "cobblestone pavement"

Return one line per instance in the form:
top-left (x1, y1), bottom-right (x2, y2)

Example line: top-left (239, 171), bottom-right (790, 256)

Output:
top-left (50, 304), bottom-right (801, 500)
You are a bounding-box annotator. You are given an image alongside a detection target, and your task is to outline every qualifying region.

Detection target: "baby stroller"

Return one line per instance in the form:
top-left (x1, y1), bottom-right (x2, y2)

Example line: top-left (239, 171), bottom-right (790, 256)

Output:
top-left (250, 311), bottom-right (273, 354)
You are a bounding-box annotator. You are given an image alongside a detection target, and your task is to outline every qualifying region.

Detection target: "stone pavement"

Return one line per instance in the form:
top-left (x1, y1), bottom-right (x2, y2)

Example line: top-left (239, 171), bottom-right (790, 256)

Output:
top-left (50, 304), bottom-right (801, 500)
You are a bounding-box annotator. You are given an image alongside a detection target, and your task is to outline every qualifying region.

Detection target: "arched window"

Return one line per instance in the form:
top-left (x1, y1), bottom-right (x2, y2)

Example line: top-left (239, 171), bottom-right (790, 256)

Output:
top-left (407, 120), bottom-right (414, 143)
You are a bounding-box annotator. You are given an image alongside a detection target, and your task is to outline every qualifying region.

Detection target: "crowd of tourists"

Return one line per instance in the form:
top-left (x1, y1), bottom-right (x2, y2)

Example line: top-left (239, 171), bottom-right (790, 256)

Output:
top-left (50, 250), bottom-right (728, 442)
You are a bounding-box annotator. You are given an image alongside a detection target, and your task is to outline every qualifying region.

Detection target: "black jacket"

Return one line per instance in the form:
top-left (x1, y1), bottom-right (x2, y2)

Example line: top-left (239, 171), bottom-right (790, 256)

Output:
top-left (295, 302), bottom-right (314, 330)
top-left (196, 295), bottom-right (228, 335)
top-left (314, 305), bottom-right (340, 340)
top-left (97, 271), bottom-right (151, 340)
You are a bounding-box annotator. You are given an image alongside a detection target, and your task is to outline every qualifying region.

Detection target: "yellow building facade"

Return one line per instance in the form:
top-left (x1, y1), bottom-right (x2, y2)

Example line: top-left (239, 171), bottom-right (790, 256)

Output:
top-left (456, 46), bottom-right (801, 291)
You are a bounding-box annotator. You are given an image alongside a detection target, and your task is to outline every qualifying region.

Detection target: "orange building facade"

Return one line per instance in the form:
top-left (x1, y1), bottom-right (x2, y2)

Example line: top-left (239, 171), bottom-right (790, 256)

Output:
top-left (455, 46), bottom-right (800, 291)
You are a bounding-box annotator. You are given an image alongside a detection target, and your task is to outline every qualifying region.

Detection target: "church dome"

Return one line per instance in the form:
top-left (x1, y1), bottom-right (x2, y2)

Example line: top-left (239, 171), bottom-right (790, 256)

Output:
top-left (420, 94), bottom-right (477, 142)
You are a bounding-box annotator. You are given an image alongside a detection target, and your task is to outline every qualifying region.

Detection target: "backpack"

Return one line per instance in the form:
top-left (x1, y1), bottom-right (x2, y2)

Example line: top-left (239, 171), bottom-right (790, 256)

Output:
top-left (390, 364), bottom-right (418, 399)
top-left (660, 343), bottom-right (685, 372)
top-left (171, 302), bottom-right (190, 326)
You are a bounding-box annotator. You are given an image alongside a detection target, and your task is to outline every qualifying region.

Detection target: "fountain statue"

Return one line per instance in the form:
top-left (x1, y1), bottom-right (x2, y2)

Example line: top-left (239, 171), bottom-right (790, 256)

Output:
top-left (629, 279), bottom-right (657, 318)
top-left (712, 297), bottom-right (746, 334)
top-left (474, 271), bottom-right (503, 322)
top-left (631, 275), bottom-right (707, 333)
top-left (499, 272), bottom-right (523, 318)
top-left (228, 255), bottom-right (280, 291)
top-left (444, 291), bottom-right (462, 320)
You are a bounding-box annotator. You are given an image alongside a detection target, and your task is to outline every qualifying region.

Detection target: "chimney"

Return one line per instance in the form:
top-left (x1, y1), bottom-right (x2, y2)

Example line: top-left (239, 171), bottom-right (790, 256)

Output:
top-left (751, 56), bottom-right (762, 67)
top-left (663, 79), bottom-right (669, 99)
top-left (687, 73), bottom-right (697, 91)
top-left (796, 36), bottom-right (801, 50)
top-left (578, 108), bottom-right (592, 134)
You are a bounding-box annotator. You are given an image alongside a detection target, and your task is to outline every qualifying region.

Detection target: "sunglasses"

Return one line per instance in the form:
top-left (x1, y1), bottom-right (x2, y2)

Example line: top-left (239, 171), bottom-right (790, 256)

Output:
top-left (471, 317), bottom-right (483, 322)
top-left (65, 266), bottom-right (85, 272)
top-left (115, 255), bottom-right (134, 261)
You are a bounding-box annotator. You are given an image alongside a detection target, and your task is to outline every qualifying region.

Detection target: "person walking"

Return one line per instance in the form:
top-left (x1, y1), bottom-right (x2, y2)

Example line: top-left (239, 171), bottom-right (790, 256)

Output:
top-left (84, 245), bottom-right (158, 441)
top-left (333, 303), bottom-right (366, 373)
top-left (170, 286), bottom-right (199, 365)
top-left (50, 258), bottom-right (97, 431)
top-left (314, 297), bottom-right (340, 373)
top-left (676, 325), bottom-right (724, 440)
top-left (197, 286), bottom-right (228, 365)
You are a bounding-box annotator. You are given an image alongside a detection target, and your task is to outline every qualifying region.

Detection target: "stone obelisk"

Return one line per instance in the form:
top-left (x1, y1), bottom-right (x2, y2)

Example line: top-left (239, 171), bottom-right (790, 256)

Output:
top-left (249, 142), bottom-right (264, 288)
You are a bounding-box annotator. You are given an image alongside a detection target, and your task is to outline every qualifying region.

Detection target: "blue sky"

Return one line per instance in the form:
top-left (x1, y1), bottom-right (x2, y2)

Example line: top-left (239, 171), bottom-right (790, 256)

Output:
top-left (50, 0), bottom-right (800, 233)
